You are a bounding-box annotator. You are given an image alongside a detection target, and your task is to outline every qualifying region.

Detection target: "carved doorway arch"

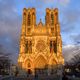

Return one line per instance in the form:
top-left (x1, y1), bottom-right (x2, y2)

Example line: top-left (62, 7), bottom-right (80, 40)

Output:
top-left (35, 55), bottom-right (47, 69)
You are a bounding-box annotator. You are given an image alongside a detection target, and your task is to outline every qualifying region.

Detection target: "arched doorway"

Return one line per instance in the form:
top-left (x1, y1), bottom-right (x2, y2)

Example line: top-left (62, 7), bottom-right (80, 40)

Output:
top-left (35, 55), bottom-right (47, 68)
top-left (24, 59), bottom-right (33, 75)
top-left (27, 69), bottom-right (32, 74)
top-left (34, 55), bottom-right (47, 75)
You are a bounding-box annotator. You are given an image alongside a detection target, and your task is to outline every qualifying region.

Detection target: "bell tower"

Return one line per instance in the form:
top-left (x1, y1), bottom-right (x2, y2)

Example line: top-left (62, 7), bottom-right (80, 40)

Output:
top-left (22, 8), bottom-right (36, 35)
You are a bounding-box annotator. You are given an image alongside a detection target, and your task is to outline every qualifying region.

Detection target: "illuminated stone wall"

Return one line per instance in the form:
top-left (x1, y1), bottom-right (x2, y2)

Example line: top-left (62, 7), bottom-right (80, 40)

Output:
top-left (18, 8), bottom-right (64, 75)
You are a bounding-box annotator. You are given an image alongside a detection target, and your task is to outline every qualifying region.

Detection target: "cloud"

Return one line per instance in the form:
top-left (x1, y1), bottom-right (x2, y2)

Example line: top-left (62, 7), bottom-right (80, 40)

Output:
top-left (59, 0), bottom-right (70, 6)
top-left (63, 44), bottom-right (80, 63)
top-left (41, 0), bottom-right (70, 6)
top-left (0, 0), bottom-right (21, 46)
top-left (0, 0), bottom-right (21, 63)
top-left (61, 9), bottom-right (80, 33)
top-left (70, 34), bottom-right (80, 45)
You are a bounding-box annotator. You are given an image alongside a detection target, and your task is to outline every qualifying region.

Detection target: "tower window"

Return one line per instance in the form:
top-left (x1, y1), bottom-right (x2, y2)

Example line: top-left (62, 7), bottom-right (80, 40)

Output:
top-left (46, 12), bottom-right (49, 24)
top-left (51, 28), bottom-right (54, 35)
top-left (51, 13), bottom-right (54, 25)
top-left (23, 12), bottom-right (26, 24)
top-left (55, 12), bottom-right (58, 23)
top-left (28, 12), bottom-right (31, 26)
top-left (32, 12), bottom-right (35, 25)
top-left (27, 28), bottom-right (31, 33)
top-left (32, 12), bottom-right (35, 17)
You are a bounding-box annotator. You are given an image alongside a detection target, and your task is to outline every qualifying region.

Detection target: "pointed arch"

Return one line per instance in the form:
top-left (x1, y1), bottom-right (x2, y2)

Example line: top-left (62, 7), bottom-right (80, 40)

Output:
top-left (23, 12), bottom-right (26, 24)
top-left (51, 12), bottom-right (54, 25)
top-left (49, 56), bottom-right (57, 67)
top-left (23, 58), bottom-right (33, 70)
top-left (46, 12), bottom-right (49, 25)
top-left (28, 12), bottom-right (31, 26)
top-left (34, 55), bottom-right (47, 69)
top-left (32, 12), bottom-right (35, 25)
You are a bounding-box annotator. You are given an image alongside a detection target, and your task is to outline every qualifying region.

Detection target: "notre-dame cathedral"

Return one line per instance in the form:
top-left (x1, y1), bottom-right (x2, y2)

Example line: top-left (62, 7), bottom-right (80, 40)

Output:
top-left (18, 8), bottom-right (64, 76)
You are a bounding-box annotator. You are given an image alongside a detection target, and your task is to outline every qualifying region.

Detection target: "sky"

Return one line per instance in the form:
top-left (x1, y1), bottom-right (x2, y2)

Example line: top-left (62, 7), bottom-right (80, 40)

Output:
top-left (0, 0), bottom-right (80, 63)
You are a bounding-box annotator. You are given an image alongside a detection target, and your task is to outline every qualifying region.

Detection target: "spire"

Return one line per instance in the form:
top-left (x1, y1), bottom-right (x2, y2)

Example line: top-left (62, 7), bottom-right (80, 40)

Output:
top-left (40, 18), bottom-right (42, 22)
top-left (38, 18), bottom-right (43, 26)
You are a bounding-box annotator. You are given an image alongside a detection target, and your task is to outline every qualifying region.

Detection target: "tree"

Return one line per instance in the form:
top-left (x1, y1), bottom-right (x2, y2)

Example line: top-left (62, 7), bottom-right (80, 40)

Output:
top-left (0, 52), bottom-right (11, 75)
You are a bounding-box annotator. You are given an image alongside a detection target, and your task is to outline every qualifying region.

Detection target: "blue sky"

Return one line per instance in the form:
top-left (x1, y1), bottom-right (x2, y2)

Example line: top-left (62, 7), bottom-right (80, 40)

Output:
top-left (0, 0), bottom-right (80, 63)
top-left (15, 0), bottom-right (80, 44)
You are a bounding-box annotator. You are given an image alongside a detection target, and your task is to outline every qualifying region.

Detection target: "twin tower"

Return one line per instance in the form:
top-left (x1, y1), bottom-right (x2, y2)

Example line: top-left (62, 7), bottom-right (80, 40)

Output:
top-left (18, 8), bottom-right (64, 75)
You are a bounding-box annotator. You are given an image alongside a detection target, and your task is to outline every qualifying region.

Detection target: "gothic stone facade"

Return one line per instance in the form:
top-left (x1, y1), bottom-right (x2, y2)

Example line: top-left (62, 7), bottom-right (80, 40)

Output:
top-left (18, 8), bottom-right (64, 75)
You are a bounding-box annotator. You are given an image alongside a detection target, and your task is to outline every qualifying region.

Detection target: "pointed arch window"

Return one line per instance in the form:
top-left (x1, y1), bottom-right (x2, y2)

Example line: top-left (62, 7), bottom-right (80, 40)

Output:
top-left (32, 12), bottom-right (35, 18)
top-left (25, 41), bottom-right (32, 53)
top-left (25, 41), bottom-right (28, 53)
top-left (53, 41), bottom-right (57, 53)
top-left (51, 13), bottom-right (54, 25)
top-left (46, 12), bottom-right (49, 24)
top-left (55, 12), bottom-right (58, 23)
top-left (23, 12), bottom-right (26, 24)
top-left (28, 12), bottom-right (31, 26)
top-left (29, 41), bottom-right (32, 53)
top-left (50, 41), bottom-right (57, 53)
top-left (51, 28), bottom-right (54, 35)
top-left (50, 41), bottom-right (53, 53)
top-left (32, 12), bottom-right (35, 25)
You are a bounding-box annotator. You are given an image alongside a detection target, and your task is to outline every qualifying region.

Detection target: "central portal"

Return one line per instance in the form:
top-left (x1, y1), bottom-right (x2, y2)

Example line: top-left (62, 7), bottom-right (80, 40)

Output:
top-left (35, 55), bottom-right (47, 69)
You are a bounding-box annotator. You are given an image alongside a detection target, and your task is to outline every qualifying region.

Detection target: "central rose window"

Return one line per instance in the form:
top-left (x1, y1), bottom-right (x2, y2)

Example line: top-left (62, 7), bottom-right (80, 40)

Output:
top-left (36, 40), bottom-right (46, 52)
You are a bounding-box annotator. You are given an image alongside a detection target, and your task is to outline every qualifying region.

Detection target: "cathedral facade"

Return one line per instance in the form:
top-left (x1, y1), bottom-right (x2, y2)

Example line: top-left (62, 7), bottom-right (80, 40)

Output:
top-left (18, 8), bottom-right (64, 75)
